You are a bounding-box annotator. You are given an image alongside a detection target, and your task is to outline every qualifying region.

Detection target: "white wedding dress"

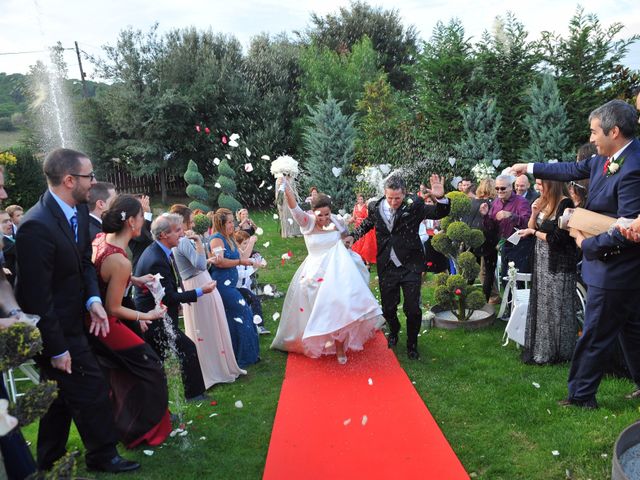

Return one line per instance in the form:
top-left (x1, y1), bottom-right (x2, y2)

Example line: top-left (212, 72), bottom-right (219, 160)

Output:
top-left (271, 206), bottom-right (384, 357)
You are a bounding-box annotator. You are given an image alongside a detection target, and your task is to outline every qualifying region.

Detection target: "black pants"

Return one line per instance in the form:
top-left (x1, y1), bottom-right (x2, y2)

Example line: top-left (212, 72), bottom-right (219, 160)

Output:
top-left (379, 264), bottom-right (422, 349)
top-left (145, 315), bottom-right (205, 400)
top-left (568, 286), bottom-right (640, 402)
top-left (35, 344), bottom-right (118, 471)
top-left (482, 250), bottom-right (498, 301)
top-left (239, 288), bottom-right (262, 326)
top-left (0, 381), bottom-right (36, 479)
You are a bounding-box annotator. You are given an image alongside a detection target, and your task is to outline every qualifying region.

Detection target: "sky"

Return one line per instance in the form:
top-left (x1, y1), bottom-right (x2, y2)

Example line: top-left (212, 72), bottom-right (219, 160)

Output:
top-left (1, 0), bottom-right (639, 79)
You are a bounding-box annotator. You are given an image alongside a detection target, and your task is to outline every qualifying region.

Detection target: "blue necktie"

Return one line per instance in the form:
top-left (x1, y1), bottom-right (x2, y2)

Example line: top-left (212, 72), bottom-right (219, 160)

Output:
top-left (69, 214), bottom-right (78, 243)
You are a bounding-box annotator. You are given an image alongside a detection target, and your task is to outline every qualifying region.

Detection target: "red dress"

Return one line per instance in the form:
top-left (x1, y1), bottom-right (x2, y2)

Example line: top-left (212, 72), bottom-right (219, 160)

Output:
top-left (91, 234), bottom-right (171, 448)
top-left (351, 203), bottom-right (377, 264)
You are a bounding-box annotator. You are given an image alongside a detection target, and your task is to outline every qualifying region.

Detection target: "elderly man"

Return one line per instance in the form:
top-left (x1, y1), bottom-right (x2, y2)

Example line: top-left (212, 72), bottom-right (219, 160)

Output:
top-left (512, 99), bottom-right (640, 409)
top-left (514, 174), bottom-right (539, 205)
top-left (480, 174), bottom-right (532, 285)
top-left (134, 214), bottom-right (215, 401)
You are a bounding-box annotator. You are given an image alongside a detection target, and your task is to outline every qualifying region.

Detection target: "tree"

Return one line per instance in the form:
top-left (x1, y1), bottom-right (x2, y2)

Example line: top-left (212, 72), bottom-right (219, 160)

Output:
top-left (539, 6), bottom-right (639, 147)
top-left (474, 13), bottom-right (542, 160)
top-left (298, 36), bottom-right (380, 117)
top-left (303, 94), bottom-right (356, 211)
top-left (305, 1), bottom-right (418, 90)
top-left (455, 94), bottom-right (502, 168)
top-left (3, 145), bottom-right (47, 209)
top-left (184, 160), bottom-right (210, 211)
top-left (216, 159), bottom-right (242, 212)
top-left (522, 75), bottom-right (570, 162)
top-left (412, 19), bottom-right (477, 147)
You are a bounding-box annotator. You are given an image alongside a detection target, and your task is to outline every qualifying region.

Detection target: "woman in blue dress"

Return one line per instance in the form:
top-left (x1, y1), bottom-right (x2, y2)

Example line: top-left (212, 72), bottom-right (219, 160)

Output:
top-left (209, 208), bottom-right (260, 368)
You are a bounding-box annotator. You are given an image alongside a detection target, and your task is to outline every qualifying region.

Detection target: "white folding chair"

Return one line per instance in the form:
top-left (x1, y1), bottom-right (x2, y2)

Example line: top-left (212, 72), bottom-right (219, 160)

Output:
top-left (501, 271), bottom-right (531, 347)
top-left (2, 361), bottom-right (40, 402)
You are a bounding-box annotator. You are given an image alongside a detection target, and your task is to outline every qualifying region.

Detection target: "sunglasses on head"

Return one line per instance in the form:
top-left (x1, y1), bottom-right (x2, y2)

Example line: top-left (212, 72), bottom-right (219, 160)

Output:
top-left (495, 186), bottom-right (508, 191)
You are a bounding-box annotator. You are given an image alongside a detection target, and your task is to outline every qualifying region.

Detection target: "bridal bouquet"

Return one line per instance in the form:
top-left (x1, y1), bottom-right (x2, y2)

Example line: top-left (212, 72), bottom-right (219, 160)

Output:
top-left (270, 155), bottom-right (300, 179)
top-left (471, 163), bottom-right (496, 182)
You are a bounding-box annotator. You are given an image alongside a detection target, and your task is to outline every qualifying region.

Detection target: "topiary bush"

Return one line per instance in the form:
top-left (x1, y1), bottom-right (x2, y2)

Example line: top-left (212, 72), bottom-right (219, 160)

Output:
top-left (430, 188), bottom-right (487, 321)
top-left (216, 159), bottom-right (242, 212)
top-left (192, 213), bottom-right (211, 236)
top-left (184, 160), bottom-right (210, 212)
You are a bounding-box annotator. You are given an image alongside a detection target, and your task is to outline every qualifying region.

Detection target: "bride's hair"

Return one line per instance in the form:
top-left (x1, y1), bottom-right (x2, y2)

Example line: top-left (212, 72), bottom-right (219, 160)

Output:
top-left (311, 193), bottom-right (331, 210)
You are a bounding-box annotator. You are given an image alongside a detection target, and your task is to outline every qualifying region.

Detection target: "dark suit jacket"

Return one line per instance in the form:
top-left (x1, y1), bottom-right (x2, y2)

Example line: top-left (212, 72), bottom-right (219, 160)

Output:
top-left (129, 219), bottom-right (153, 271)
top-left (88, 214), bottom-right (102, 242)
top-left (352, 194), bottom-right (450, 273)
top-left (2, 236), bottom-right (16, 286)
top-left (15, 191), bottom-right (100, 358)
top-left (534, 138), bottom-right (640, 290)
top-left (133, 241), bottom-right (198, 320)
top-left (522, 189), bottom-right (539, 205)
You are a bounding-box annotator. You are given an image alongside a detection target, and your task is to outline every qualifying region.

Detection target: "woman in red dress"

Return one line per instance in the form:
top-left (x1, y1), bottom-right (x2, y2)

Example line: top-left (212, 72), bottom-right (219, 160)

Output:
top-left (350, 193), bottom-right (377, 264)
top-left (91, 195), bottom-right (171, 448)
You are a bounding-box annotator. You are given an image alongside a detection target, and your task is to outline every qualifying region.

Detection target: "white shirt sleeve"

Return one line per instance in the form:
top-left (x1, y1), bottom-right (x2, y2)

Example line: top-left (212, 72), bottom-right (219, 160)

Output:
top-left (527, 163), bottom-right (534, 175)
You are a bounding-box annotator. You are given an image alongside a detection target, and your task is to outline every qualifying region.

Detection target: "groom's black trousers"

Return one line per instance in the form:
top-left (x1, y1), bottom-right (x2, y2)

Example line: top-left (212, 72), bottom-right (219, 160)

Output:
top-left (378, 263), bottom-right (422, 348)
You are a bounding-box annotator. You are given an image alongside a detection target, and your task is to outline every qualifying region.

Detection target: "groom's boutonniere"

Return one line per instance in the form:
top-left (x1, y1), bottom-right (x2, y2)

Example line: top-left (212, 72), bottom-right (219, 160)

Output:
top-left (604, 156), bottom-right (625, 177)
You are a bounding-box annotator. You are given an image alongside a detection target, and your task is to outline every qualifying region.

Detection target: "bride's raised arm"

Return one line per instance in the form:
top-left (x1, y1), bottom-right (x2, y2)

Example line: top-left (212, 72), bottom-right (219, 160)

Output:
top-left (281, 177), bottom-right (314, 230)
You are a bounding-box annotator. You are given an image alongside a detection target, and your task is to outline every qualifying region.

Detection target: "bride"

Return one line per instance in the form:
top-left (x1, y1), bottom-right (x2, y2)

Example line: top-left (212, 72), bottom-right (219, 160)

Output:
top-left (270, 178), bottom-right (384, 364)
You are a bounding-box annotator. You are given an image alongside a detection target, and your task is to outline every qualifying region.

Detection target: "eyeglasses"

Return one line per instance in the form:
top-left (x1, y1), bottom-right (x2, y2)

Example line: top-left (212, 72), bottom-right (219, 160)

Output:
top-left (70, 172), bottom-right (96, 181)
top-left (495, 186), bottom-right (508, 191)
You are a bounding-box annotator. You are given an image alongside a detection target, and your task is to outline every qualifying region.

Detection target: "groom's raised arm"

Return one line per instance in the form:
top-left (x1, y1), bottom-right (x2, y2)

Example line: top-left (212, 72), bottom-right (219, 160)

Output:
top-left (512, 159), bottom-right (592, 182)
top-left (351, 210), bottom-right (375, 243)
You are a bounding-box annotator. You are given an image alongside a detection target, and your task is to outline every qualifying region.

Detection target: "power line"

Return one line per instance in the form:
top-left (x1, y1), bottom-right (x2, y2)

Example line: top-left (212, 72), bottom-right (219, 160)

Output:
top-left (0, 48), bottom-right (74, 56)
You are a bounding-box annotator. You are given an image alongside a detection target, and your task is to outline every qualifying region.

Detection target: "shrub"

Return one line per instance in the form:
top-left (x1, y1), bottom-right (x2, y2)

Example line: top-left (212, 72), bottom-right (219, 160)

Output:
top-left (192, 213), bottom-right (211, 235)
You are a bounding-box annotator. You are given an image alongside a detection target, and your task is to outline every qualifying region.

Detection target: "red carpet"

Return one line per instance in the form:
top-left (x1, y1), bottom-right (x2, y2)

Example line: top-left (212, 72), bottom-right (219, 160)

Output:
top-left (263, 332), bottom-right (469, 479)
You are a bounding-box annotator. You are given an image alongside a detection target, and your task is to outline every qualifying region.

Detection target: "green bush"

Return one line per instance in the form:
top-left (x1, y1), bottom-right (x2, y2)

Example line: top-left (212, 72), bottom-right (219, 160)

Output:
top-left (218, 192), bottom-right (242, 212)
top-left (446, 191), bottom-right (472, 219)
top-left (4, 144), bottom-right (46, 208)
top-left (466, 290), bottom-right (486, 311)
top-left (446, 274), bottom-right (468, 293)
top-left (192, 213), bottom-right (211, 235)
top-left (468, 229), bottom-right (485, 249)
top-left (184, 160), bottom-right (209, 212)
top-left (446, 221), bottom-right (471, 242)
top-left (434, 272), bottom-right (449, 286)
top-left (458, 251), bottom-right (480, 284)
top-left (434, 285), bottom-right (452, 308)
top-left (431, 232), bottom-right (455, 257)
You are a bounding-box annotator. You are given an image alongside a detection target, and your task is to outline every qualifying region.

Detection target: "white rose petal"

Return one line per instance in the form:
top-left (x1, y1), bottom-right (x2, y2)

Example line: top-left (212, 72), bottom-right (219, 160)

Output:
top-left (263, 241), bottom-right (270, 248)
top-left (272, 312), bottom-right (280, 321)
top-left (261, 155), bottom-right (270, 160)
top-left (235, 400), bottom-right (244, 408)
top-left (245, 148), bottom-right (251, 157)
top-left (361, 415), bottom-right (368, 426)
top-left (209, 413), bottom-right (218, 418)
top-left (200, 436), bottom-right (207, 440)
top-left (407, 198), bottom-right (413, 204)
top-left (255, 227), bottom-right (264, 235)
top-left (179, 431), bottom-right (188, 437)
top-left (244, 163), bottom-right (254, 172)
top-left (343, 418), bottom-right (351, 426)
top-left (225, 154), bottom-right (231, 160)
top-left (214, 182), bottom-right (221, 189)
top-left (230, 133), bottom-right (240, 141)
top-left (324, 340), bottom-right (334, 348)
top-left (143, 450), bottom-right (154, 456)
top-left (234, 317), bottom-right (243, 324)
top-left (229, 140), bottom-right (239, 148)
top-left (238, 299), bottom-right (246, 306)
top-left (253, 315), bottom-right (262, 325)
top-left (259, 180), bottom-right (266, 188)
top-left (224, 280), bottom-right (231, 286)
top-left (272, 214), bottom-right (279, 220)
top-left (169, 430), bottom-right (177, 438)
top-left (368, 378), bottom-right (373, 386)
top-left (551, 450), bottom-right (560, 456)
top-left (213, 157), bottom-right (221, 165)
top-left (532, 382), bottom-right (540, 389)
top-left (287, 218), bottom-right (293, 225)
top-left (267, 185), bottom-right (273, 190)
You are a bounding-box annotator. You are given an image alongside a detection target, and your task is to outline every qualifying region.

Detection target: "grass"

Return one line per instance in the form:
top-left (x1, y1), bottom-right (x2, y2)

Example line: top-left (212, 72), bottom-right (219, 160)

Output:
top-left (18, 209), bottom-right (639, 479)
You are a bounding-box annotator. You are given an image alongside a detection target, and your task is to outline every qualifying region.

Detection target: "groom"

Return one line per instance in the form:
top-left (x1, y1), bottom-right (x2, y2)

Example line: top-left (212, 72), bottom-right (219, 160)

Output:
top-left (348, 174), bottom-right (449, 359)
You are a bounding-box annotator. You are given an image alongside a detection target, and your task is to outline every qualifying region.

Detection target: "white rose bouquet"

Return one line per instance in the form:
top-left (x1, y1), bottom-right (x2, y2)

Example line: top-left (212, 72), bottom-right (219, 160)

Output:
top-left (270, 155), bottom-right (300, 179)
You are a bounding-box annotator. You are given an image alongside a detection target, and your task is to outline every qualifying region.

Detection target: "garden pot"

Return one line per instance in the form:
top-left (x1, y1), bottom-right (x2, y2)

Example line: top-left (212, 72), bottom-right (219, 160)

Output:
top-left (430, 303), bottom-right (495, 330)
top-left (612, 421), bottom-right (640, 480)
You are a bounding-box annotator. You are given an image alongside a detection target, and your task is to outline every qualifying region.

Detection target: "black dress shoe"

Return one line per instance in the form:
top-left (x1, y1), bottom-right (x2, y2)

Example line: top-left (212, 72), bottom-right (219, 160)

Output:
top-left (87, 455), bottom-right (141, 473)
top-left (407, 346), bottom-right (420, 360)
top-left (387, 333), bottom-right (398, 348)
top-left (557, 398), bottom-right (598, 410)
top-left (186, 393), bottom-right (208, 403)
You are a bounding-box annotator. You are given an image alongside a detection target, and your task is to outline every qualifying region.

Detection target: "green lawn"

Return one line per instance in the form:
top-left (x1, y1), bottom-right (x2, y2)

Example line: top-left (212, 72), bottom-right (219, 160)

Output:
top-left (19, 210), bottom-right (638, 479)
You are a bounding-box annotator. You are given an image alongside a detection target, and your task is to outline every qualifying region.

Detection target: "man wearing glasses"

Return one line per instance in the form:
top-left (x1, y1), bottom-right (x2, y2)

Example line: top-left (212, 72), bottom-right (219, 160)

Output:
top-left (479, 174), bottom-right (532, 288)
top-left (15, 148), bottom-right (139, 473)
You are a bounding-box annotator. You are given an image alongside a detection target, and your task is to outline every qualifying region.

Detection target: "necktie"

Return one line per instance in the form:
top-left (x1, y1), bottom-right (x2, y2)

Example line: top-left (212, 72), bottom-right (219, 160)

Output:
top-left (169, 252), bottom-right (184, 290)
top-left (603, 157), bottom-right (611, 175)
top-left (69, 214), bottom-right (78, 243)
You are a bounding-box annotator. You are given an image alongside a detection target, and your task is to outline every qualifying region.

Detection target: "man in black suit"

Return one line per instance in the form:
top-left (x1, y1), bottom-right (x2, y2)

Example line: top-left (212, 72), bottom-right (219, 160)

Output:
top-left (347, 174), bottom-right (449, 359)
top-left (512, 100), bottom-right (640, 409)
top-left (15, 148), bottom-right (139, 473)
top-left (134, 213), bottom-right (215, 401)
top-left (514, 174), bottom-right (539, 205)
top-left (87, 181), bottom-right (116, 241)
top-left (129, 194), bottom-right (154, 270)
top-left (0, 211), bottom-right (16, 286)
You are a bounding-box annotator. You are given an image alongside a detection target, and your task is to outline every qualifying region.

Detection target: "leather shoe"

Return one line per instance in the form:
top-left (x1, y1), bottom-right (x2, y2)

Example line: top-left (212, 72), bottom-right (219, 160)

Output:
top-left (387, 333), bottom-right (398, 348)
top-left (87, 455), bottom-right (140, 473)
top-left (186, 393), bottom-right (208, 403)
top-left (407, 346), bottom-right (420, 360)
top-left (625, 389), bottom-right (640, 399)
top-left (557, 398), bottom-right (598, 410)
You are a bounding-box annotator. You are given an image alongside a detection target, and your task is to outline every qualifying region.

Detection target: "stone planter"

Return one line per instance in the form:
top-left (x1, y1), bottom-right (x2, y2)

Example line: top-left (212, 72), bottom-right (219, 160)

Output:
top-left (612, 421), bottom-right (640, 480)
top-left (430, 303), bottom-right (496, 330)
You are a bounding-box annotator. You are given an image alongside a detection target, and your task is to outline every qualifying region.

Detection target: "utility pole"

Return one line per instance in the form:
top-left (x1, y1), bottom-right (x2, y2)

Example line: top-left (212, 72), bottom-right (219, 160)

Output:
top-left (74, 41), bottom-right (88, 98)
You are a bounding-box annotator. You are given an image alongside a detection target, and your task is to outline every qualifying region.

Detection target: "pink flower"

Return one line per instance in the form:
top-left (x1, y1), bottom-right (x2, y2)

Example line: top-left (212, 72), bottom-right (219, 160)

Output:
top-left (454, 288), bottom-right (462, 296)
